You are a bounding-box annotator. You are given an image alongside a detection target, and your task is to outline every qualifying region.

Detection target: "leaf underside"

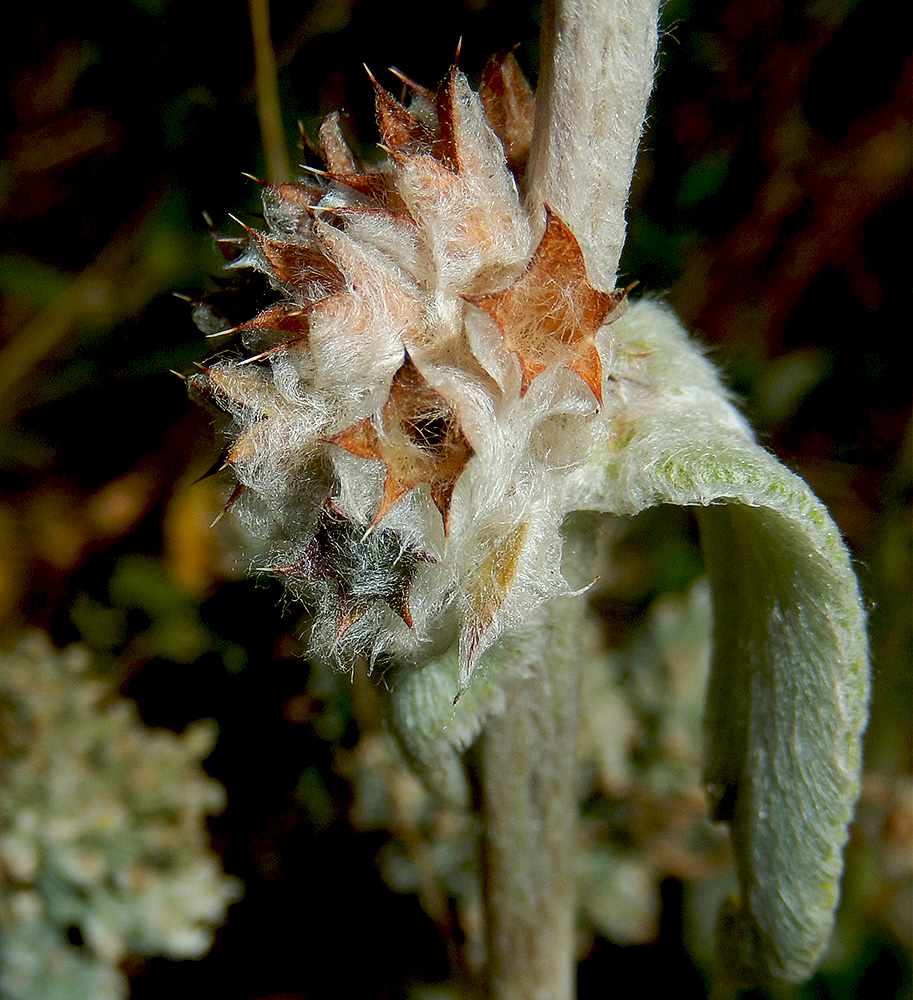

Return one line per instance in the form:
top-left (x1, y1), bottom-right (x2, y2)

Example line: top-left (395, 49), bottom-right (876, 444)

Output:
top-left (576, 300), bottom-right (870, 984)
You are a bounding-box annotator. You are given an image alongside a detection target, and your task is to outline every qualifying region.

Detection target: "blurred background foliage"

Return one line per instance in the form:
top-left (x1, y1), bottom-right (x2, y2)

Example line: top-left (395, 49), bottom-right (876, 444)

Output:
top-left (0, 0), bottom-right (909, 997)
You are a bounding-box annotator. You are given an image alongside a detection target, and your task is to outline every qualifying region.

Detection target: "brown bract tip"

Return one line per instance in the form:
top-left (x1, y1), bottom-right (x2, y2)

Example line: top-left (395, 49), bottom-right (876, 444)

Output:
top-left (249, 229), bottom-right (346, 300)
top-left (372, 74), bottom-right (434, 157)
top-left (433, 65), bottom-right (461, 172)
top-left (234, 303), bottom-right (310, 337)
top-left (387, 65), bottom-right (435, 102)
top-left (480, 50), bottom-right (535, 180)
top-left (463, 520), bottom-right (529, 680)
top-left (211, 481), bottom-right (246, 526)
top-left (326, 356), bottom-right (473, 534)
top-left (318, 112), bottom-right (361, 177)
top-left (467, 208), bottom-right (629, 405)
top-left (258, 175), bottom-right (327, 212)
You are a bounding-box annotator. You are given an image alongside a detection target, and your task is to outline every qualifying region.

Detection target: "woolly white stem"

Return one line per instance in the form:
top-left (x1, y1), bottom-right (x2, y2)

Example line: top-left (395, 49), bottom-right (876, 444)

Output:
top-left (527, 0), bottom-right (661, 289)
top-left (481, 598), bottom-right (582, 1000)
top-left (476, 9), bottom-right (662, 994)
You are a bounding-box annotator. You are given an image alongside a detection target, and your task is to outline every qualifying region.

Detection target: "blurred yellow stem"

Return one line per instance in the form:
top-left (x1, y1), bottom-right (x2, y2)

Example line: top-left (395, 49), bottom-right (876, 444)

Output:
top-left (248, 0), bottom-right (292, 185)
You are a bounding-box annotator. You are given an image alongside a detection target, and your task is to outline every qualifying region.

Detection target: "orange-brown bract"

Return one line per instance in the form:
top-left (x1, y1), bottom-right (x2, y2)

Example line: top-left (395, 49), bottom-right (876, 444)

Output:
top-left (466, 209), bottom-right (628, 406)
top-left (190, 52), bottom-right (631, 684)
top-left (326, 356), bottom-right (474, 536)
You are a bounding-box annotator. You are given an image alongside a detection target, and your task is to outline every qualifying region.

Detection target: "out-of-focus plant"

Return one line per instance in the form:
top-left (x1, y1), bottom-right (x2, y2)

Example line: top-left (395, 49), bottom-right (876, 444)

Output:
top-left (0, 635), bottom-right (240, 1000)
top-left (188, 1), bottom-right (869, 996)
top-left (338, 577), bottom-right (726, 970)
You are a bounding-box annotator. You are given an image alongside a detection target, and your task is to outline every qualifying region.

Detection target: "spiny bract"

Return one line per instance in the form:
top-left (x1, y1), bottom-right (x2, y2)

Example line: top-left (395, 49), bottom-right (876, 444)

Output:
top-left (190, 54), bottom-right (630, 692)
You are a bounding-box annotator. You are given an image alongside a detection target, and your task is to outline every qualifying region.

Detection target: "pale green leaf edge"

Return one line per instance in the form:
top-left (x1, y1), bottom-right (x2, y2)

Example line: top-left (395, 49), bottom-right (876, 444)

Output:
top-left (573, 299), bottom-right (870, 984)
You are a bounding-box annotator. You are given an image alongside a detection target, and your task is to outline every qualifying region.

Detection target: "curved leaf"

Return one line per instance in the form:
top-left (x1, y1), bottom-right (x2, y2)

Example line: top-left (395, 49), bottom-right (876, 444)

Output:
top-left (574, 300), bottom-right (870, 983)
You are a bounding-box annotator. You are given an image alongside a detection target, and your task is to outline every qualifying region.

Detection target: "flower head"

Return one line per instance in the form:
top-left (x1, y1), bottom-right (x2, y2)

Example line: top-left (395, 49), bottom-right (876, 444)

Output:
top-left (191, 54), bottom-right (630, 692)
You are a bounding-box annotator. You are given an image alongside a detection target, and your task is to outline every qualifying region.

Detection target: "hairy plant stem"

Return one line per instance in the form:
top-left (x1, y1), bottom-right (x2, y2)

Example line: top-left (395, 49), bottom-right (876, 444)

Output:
top-left (481, 599), bottom-right (582, 1000)
top-left (476, 8), bottom-right (659, 989)
top-left (528, 0), bottom-right (660, 289)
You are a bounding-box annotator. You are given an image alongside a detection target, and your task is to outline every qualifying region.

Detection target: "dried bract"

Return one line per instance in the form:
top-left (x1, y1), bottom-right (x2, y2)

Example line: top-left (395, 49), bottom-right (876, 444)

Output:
top-left (189, 56), bottom-right (628, 690)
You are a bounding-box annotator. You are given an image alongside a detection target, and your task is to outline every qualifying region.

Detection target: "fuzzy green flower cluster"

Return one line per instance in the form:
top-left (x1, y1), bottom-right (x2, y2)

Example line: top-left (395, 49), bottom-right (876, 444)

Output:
top-left (0, 636), bottom-right (241, 1000)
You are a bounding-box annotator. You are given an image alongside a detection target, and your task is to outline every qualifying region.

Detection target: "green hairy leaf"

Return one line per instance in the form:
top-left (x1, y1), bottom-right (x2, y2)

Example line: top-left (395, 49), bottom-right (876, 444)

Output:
top-left (575, 299), bottom-right (870, 984)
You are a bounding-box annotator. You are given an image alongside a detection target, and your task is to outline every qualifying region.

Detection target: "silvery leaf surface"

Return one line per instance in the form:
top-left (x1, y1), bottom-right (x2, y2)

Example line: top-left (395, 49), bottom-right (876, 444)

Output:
top-left (571, 299), bottom-right (870, 983)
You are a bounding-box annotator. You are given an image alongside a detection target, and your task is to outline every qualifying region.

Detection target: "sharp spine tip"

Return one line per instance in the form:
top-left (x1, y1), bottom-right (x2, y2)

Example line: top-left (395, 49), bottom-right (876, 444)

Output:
top-left (388, 65), bottom-right (433, 98)
top-left (227, 212), bottom-right (252, 232)
top-left (237, 352), bottom-right (267, 366)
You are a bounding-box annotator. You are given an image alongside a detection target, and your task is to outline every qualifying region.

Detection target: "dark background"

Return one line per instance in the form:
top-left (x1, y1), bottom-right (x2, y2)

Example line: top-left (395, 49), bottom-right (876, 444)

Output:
top-left (1, 1), bottom-right (910, 997)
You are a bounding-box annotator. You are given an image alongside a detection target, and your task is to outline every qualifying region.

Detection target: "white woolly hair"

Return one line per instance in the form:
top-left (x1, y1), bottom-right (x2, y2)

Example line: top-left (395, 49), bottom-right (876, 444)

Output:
top-left (196, 60), bottom-right (631, 693)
